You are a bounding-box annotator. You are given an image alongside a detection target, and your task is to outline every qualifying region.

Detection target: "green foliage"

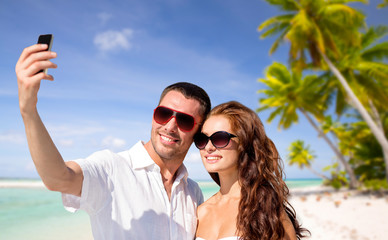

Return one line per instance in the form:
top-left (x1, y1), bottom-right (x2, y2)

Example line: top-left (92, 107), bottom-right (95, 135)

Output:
top-left (322, 163), bottom-right (349, 189)
top-left (257, 62), bottom-right (329, 129)
top-left (263, 0), bottom-right (299, 12)
top-left (378, 0), bottom-right (388, 8)
top-left (363, 179), bottom-right (388, 191)
top-left (328, 25), bottom-right (388, 114)
top-left (259, 0), bottom-right (388, 190)
top-left (321, 116), bottom-right (387, 189)
top-left (360, 26), bottom-right (388, 61)
top-left (259, 0), bottom-right (367, 67)
top-left (351, 120), bottom-right (387, 182)
top-left (287, 140), bottom-right (315, 168)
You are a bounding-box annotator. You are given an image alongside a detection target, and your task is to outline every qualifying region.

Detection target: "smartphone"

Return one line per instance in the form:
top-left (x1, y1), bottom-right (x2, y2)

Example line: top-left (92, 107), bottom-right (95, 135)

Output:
top-left (37, 34), bottom-right (54, 74)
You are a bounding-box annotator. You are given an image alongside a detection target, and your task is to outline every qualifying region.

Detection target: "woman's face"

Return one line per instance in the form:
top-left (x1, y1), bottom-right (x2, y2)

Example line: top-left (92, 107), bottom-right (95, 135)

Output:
top-left (199, 115), bottom-right (239, 175)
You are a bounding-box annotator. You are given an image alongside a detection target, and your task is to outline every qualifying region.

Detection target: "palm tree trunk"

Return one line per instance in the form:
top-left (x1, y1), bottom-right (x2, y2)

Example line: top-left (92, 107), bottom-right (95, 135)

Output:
top-left (320, 52), bottom-right (388, 184)
top-left (369, 100), bottom-right (384, 133)
top-left (300, 109), bottom-right (359, 189)
top-left (306, 165), bottom-right (329, 180)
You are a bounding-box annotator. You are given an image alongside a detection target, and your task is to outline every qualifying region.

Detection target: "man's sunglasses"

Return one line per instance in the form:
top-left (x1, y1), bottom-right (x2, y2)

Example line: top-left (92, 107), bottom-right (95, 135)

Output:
top-left (194, 131), bottom-right (237, 150)
top-left (153, 106), bottom-right (197, 132)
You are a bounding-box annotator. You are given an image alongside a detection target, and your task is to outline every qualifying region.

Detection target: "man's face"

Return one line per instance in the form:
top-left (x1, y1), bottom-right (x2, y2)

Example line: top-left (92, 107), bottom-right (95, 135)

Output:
top-left (150, 90), bottom-right (202, 162)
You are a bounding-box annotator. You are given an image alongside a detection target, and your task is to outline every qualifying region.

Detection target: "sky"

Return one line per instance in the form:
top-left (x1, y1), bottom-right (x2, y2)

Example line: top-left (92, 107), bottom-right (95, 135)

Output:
top-left (0, 0), bottom-right (387, 180)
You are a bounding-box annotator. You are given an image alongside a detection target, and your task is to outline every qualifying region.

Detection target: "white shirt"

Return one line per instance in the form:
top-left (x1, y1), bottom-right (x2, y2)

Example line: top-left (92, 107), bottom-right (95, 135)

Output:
top-left (62, 141), bottom-right (203, 240)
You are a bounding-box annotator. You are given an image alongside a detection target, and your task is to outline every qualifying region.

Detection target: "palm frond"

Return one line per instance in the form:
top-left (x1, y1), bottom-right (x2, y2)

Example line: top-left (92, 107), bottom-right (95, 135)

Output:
top-left (266, 62), bottom-right (291, 82)
top-left (328, 0), bottom-right (368, 5)
top-left (267, 107), bottom-right (284, 123)
top-left (260, 22), bottom-right (290, 40)
top-left (377, 0), bottom-right (388, 8)
top-left (258, 14), bottom-right (294, 32)
top-left (281, 105), bottom-right (299, 129)
top-left (361, 42), bottom-right (388, 61)
top-left (318, 75), bottom-right (337, 109)
top-left (319, 3), bottom-right (365, 39)
top-left (268, 33), bottom-right (284, 55)
top-left (352, 73), bottom-right (388, 109)
top-left (287, 140), bottom-right (315, 167)
top-left (320, 4), bottom-right (365, 27)
top-left (256, 104), bottom-right (270, 113)
top-left (309, 21), bottom-right (326, 57)
top-left (289, 9), bottom-right (315, 34)
top-left (334, 84), bottom-right (349, 115)
top-left (357, 60), bottom-right (388, 76)
top-left (263, 0), bottom-right (300, 11)
top-left (361, 25), bottom-right (388, 49)
top-left (321, 27), bottom-right (341, 58)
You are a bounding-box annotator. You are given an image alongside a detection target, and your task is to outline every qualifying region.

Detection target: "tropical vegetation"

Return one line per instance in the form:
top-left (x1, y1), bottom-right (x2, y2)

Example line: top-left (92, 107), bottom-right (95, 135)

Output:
top-left (257, 0), bottom-right (388, 190)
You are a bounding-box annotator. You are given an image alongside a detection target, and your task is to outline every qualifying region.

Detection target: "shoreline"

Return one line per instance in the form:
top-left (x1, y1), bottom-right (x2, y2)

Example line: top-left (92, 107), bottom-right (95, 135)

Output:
top-left (0, 179), bottom-right (45, 188)
top-left (0, 178), bottom-right (323, 189)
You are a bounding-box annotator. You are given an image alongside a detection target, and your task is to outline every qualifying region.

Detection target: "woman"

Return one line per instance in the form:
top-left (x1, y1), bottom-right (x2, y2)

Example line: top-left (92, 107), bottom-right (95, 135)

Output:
top-left (194, 101), bottom-right (309, 240)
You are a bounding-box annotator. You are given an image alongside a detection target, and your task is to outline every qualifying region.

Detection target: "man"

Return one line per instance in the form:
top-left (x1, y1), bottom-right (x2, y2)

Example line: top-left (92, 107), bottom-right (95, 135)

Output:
top-left (15, 43), bottom-right (211, 239)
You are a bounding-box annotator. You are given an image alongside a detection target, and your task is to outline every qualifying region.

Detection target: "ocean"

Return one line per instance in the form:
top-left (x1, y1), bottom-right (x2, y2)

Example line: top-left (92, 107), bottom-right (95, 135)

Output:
top-left (0, 179), bottom-right (322, 240)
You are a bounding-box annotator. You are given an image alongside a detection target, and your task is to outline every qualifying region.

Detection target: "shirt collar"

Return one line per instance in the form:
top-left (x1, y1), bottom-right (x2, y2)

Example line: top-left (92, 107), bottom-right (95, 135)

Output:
top-left (131, 141), bottom-right (156, 170)
top-left (175, 163), bottom-right (189, 184)
top-left (130, 141), bottom-right (189, 184)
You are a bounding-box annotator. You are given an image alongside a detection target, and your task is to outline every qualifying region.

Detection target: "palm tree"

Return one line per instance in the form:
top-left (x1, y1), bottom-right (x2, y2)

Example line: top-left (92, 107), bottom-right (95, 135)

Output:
top-left (327, 117), bottom-right (387, 188)
top-left (325, 26), bottom-right (388, 179)
top-left (350, 121), bottom-right (387, 184)
top-left (287, 140), bottom-right (328, 179)
top-left (258, 62), bottom-right (359, 188)
top-left (331, 26), bottom-right (388, 124)
top-left (259, 0), bottom-right (388, 183)
top-left (318, 26), bottom-right (388, 116)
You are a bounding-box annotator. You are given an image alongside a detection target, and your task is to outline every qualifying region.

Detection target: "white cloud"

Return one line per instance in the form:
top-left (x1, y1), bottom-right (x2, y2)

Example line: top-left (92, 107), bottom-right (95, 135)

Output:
top-left (101, 136), bottom-right (127, 149)
top-left (98, 12), bottom-right (112, 25)
top-left (25, 161), bottom-right (36, 172)
top-left (185, 151), bottom-right (202, 163)
top-left (0, 132), bottom-right (25, 144)
top-left (47, 124), bottom-right (105, 137)
top-left (94, 29), bottom-right (133, 52)
top-left (58, 139), bottom-right (74, 147)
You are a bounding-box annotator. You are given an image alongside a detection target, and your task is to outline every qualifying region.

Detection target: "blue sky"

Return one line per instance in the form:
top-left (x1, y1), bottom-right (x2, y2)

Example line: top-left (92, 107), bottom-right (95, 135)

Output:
top-left (0, 0), bottom-right (386, 180)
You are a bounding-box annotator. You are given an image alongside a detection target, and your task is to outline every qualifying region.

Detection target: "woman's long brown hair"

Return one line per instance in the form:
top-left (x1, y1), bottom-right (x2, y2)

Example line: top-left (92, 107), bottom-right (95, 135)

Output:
top-left (207, 101), bottom-right (309, 240)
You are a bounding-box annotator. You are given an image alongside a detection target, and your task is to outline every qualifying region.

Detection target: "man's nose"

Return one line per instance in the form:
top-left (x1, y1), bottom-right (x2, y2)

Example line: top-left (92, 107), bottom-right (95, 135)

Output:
top-left (164, 116), bottom-right (179, 132)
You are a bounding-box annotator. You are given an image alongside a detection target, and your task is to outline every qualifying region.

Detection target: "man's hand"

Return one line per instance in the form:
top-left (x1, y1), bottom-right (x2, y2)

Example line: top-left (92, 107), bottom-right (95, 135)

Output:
top-left (16, 44), bottom-right (57, 116)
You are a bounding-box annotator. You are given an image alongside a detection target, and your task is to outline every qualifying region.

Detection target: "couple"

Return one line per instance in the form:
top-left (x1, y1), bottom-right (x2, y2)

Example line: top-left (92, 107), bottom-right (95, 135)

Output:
top-left (16, 44), bottom-right (308, 239)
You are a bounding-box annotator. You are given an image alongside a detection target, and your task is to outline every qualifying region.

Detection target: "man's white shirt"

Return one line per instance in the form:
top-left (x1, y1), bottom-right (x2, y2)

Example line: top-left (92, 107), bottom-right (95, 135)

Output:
top-left (62, 141), bottom-right (203, 240)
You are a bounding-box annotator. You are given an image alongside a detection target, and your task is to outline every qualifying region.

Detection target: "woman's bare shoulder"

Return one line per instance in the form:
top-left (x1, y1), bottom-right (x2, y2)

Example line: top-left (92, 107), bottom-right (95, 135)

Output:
top-left (281, 210), bottom-right (297, 240)
top-left (198, 193), bottom-right (219, 217)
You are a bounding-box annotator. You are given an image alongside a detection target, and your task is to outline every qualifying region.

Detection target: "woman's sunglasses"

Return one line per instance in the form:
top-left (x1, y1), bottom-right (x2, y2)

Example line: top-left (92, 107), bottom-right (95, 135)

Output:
top-left (194, 131), bottom-right (237, 150)
top-left (153, 106), bottom-right (197, 132)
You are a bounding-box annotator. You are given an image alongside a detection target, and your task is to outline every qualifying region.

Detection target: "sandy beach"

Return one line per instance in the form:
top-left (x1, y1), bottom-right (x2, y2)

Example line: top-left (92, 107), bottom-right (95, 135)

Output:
top-left (289, 186), bottom-right (388, 240)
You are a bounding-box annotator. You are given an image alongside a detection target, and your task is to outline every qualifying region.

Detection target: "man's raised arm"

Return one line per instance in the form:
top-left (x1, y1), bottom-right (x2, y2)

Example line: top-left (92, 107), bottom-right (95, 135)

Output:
top-left (16, 44), bottom-right (83, 196)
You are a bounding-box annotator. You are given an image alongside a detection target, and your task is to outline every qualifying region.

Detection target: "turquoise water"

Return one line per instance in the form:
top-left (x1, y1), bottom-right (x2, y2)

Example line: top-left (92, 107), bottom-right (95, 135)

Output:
top-left (285, 178), bottom-right (323, 188)
top-left (0, 187), bottom-right (91, 240)
top-left (199, 179), bottom-right (323, 199)
top-left (0, 179), bottom-right (321, 239)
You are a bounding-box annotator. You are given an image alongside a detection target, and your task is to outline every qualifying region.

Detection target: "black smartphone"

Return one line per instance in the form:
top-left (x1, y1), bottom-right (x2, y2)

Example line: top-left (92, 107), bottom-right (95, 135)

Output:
top-left (37, 34), bottom-right (54, 74)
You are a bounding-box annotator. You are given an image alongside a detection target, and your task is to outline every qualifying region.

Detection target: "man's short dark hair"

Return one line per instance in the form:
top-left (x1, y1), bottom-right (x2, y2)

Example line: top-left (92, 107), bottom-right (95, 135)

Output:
top-left (159, 82), bottom-right (211, 122)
